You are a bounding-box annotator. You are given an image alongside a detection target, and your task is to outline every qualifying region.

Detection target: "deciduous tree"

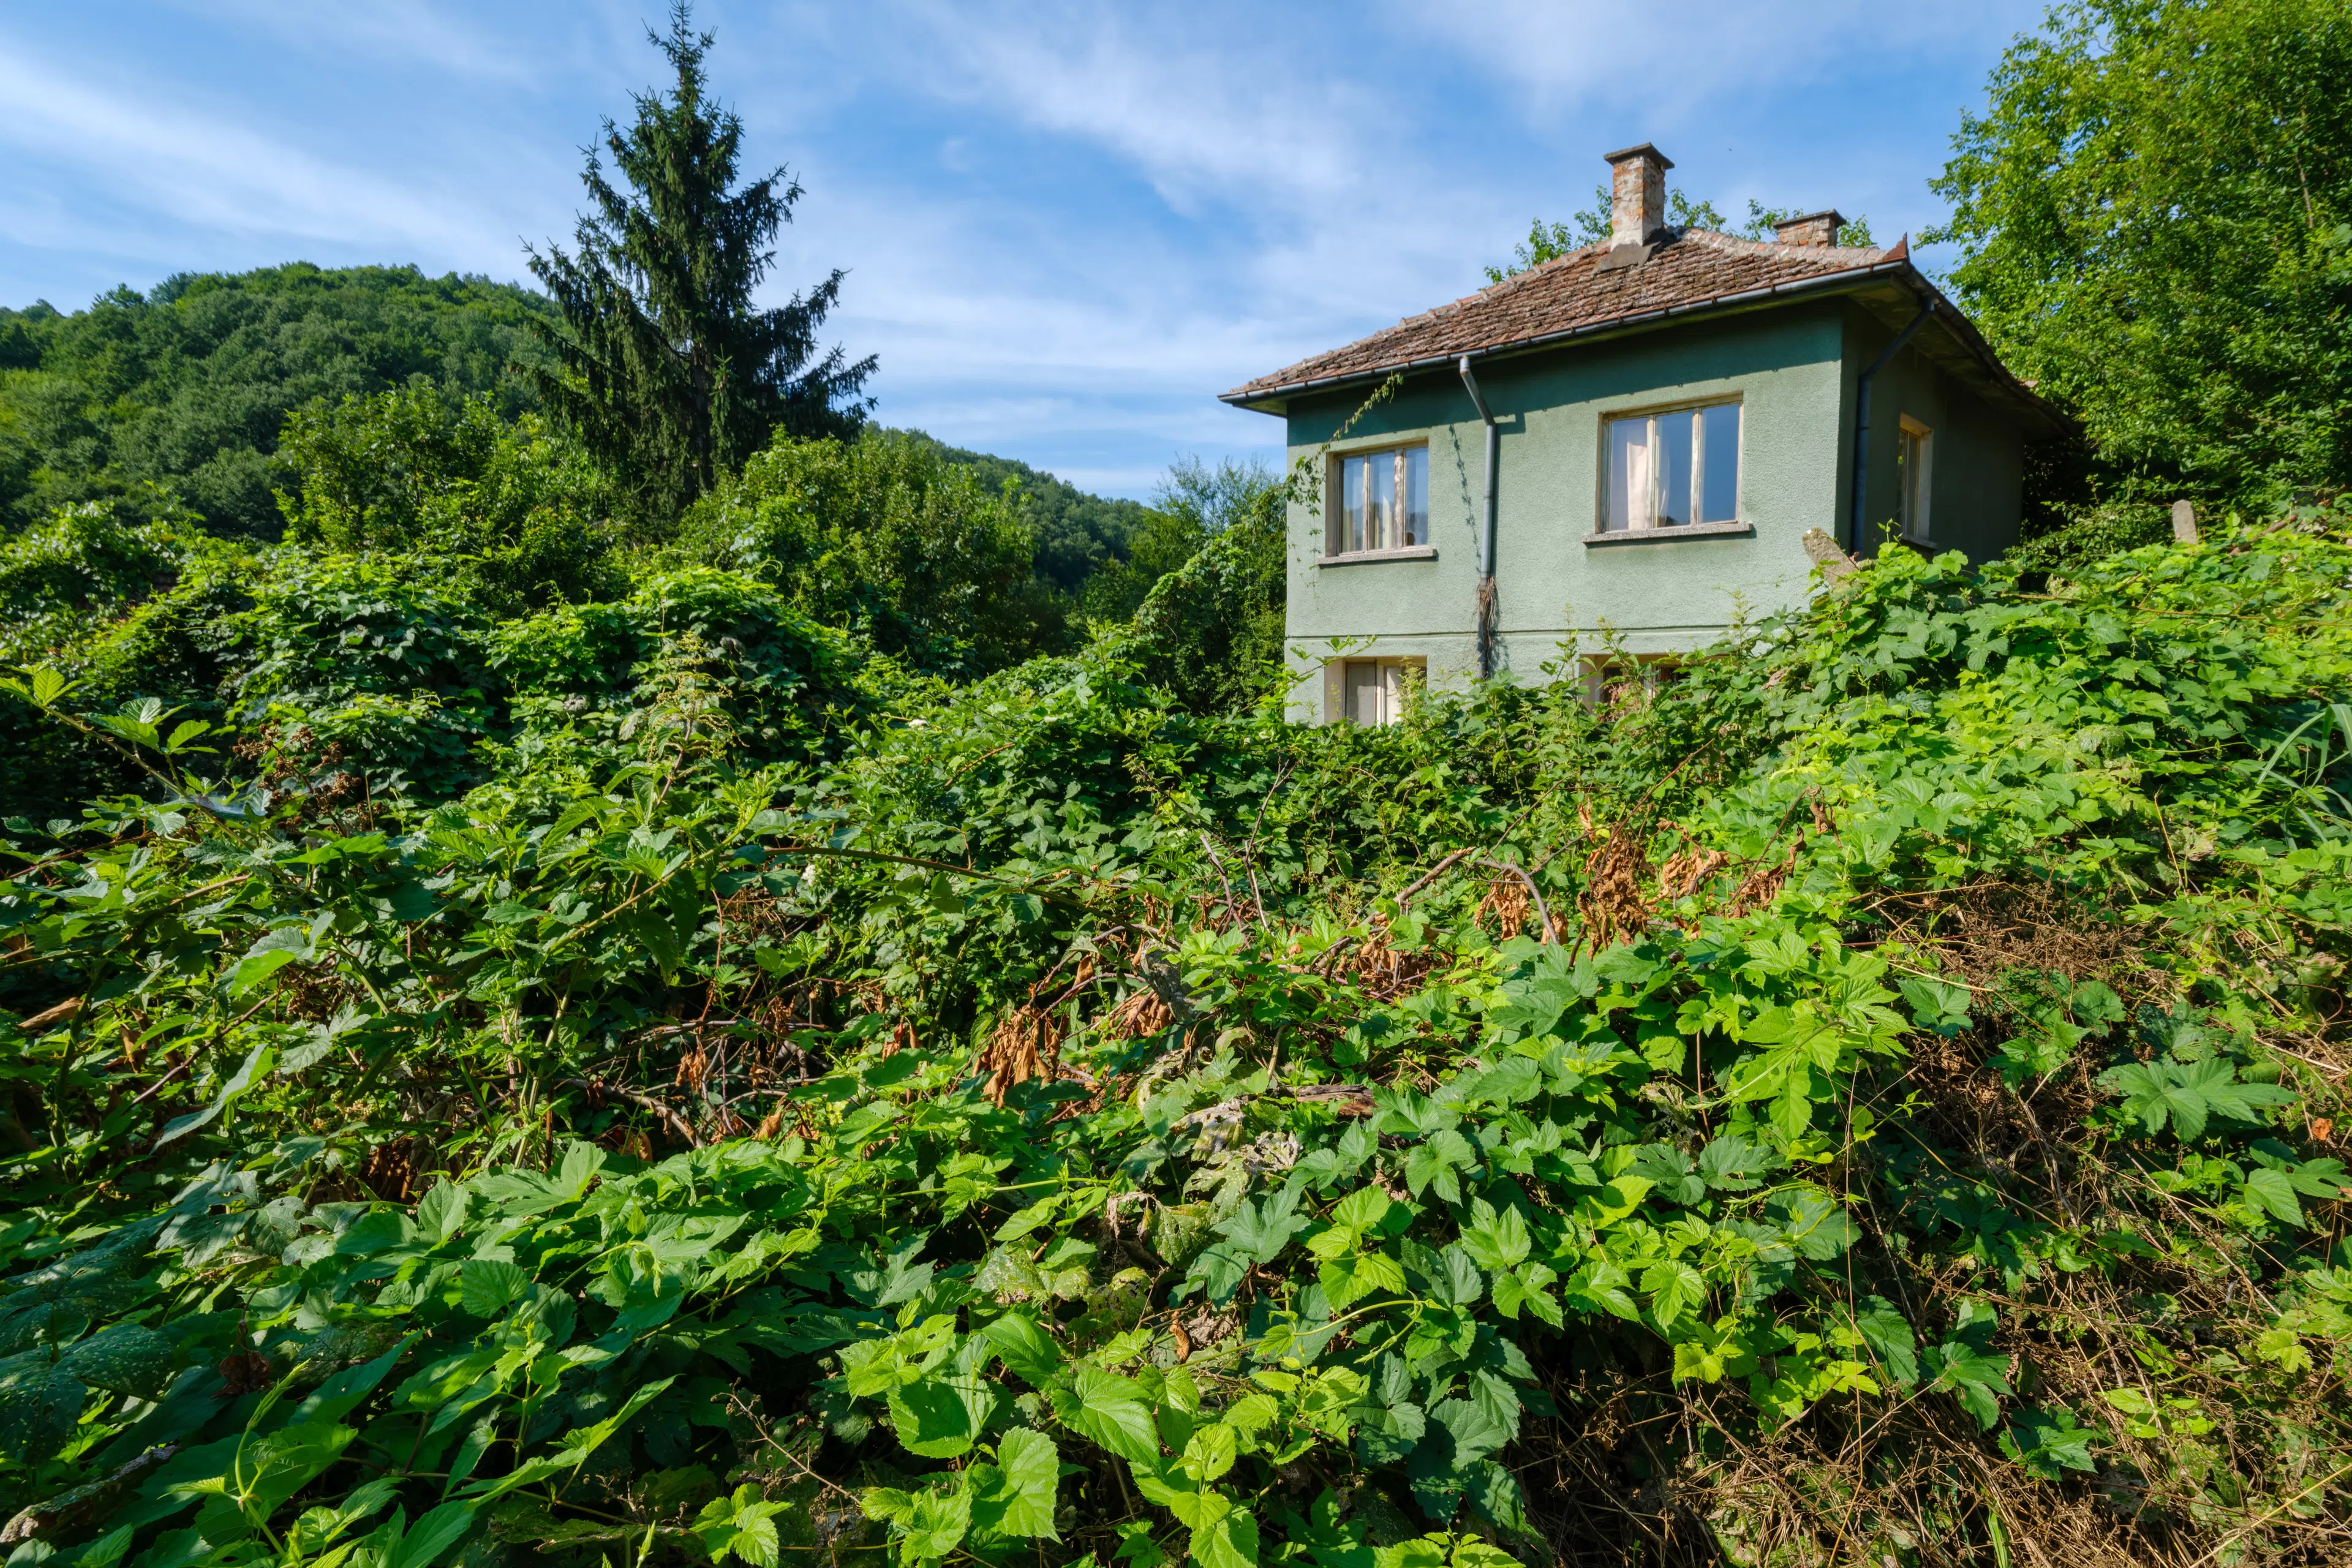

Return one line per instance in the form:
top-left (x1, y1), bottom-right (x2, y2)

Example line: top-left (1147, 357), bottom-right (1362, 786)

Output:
top-left (1929, 0), bottom-right (2352, 510)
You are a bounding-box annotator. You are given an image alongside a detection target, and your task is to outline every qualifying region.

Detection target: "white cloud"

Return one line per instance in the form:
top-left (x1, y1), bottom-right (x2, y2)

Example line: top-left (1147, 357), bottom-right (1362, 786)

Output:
top-left (870, 0), bottom-right (1390, 219)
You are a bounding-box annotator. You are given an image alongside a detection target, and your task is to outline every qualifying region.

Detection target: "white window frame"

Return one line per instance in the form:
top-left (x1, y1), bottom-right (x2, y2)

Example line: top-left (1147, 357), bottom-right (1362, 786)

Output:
top-left (1324, 656), bottom-right (1425, 726)
top-left (1324, 443), bottom-right (1431, 559)
top-left (1597, 395), bottom-right (1744, 533)
top-left (1896, 415), bottom-right (1934, 545)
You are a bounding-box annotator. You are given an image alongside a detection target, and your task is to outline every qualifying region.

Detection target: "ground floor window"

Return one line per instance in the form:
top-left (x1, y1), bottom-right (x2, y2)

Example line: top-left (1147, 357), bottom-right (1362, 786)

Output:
top-left (1604, 400), bottom-right (1740, 530)
top-left (1581, 653), bottom-right (1683, 707)
top-left (1331, 657), bottom-right (1424, 725)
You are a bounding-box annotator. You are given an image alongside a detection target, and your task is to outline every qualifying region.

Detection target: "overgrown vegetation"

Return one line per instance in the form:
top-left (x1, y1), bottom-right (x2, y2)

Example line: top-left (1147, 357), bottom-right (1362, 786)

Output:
top-left (4, 2), bottom-right (2349, 1564)
top-left (1, 497), bottom-right (2346, 1567)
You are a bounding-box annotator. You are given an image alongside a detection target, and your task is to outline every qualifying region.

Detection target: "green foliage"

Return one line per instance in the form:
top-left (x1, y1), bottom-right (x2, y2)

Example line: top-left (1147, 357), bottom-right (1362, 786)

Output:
top-left (1081, 458), bottom-right (1276, 631)
top-left (274, 380), bottom-right (622, 612)
top-left (673, 428), bottom-right (1058, 676)
top-left (0, 518), bottom-right (2348, 1567)
top-left (0, 264), bottom-right (551, 537)
top-left (1122, 479), bottom-right (1286, 716)
top-left (1931, 0), bottom-right (2352, 513)
top-left (526, 3), bottom-right (874, 530)
top-left (918, 432), bottom-right (1159, 598)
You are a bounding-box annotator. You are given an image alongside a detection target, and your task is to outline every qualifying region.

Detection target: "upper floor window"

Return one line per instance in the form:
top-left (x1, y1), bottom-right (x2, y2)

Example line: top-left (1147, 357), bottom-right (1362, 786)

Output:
top-left (1604, 401), bottom-right (1740, 531)
top-left (1896, 417), bottom-right (1933, 543)
top-left (1330, 445), bottom-right (1428, 554)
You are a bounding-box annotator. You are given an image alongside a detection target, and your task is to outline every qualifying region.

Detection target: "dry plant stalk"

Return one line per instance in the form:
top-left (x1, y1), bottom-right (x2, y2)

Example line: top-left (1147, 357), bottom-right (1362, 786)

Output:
top-left (356, 1137), bottom-right (425, 1203)
top-left (979, 1004), bottom-right (1065, 1104)
top-left (1479, 876), bottom-right (1534, 940)
top-left (1655, 832), bottom-right (1731, 905)
top-left (1730, 837), bottom-right (1804, 916)
top-left (1348, 918), bottom-right (1433, 1000)
top-left (1099, 987), bottom-right (1174, 1041)
top-left (1577, 822), bottom-right (1654, 952)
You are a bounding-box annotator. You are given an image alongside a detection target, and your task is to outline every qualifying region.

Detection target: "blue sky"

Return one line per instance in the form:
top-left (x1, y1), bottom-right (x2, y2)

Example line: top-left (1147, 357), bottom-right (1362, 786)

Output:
top-left (0, 1), bottom-right (2048, 500)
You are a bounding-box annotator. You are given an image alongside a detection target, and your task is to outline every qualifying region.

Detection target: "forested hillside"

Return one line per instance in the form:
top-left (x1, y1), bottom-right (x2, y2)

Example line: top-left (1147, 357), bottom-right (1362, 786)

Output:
top-left (0, 266), bottom-right (554, 538)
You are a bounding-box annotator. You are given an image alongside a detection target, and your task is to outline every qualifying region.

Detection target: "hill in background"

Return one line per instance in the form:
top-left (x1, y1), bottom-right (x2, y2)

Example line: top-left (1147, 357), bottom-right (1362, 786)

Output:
top-left (0, 264), bottom-right (552, 537)
top-left (0, 266), bottom-right (1164, 586)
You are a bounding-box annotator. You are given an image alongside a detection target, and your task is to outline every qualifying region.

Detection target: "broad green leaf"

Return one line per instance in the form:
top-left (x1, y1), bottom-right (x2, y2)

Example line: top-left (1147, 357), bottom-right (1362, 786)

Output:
top-left (1640, 1259), bottom-right (1706, 1330)
top-left (1066, 1363), bottom-right (1158, 1463)
top-left (1458, 1200), bottom-right (1530, 1270)
top-left (2243, 1166), bottom-right (2303, 1226)
top-left (1215, 1188), bottom-right (1308, 1264)
top-left (1329, 1186), bottom-right (1393, 1232)
top-left (1181, 1423), bottom-right (1237, 1483)
top-left (1191, 1499), bottom-right (1259, 1568)
top-left (889, 1373), bottom-right (998, 1458)
top-left (154, 1041), bottom-right (277, 1146)
top-left (0, 1351), bottom-right (86, 1463)
top-left (378, 1502), bottom-right (481, 1568)
top-left (459, 1259), bottom-right (531, 1317)
top-left (981, 1311), bottom-right (1062, 1382)
top-left (1429, 1394), bottom-right (1511, 1466)
top-left (1318, 1250), bottom-right (1404, 1310)
top-left (57, 1321), bottom-right (175, 1400)
top-left (983, 1427), bottom-right (1061, 1539)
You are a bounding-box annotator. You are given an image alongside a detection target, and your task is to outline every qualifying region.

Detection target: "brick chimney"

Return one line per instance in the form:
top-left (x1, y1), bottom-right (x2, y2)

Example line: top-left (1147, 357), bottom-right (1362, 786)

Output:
top-left (1773, 209), bottom-right (1844, 247)
top-left (1605, 144), bottom-right (1673, 249)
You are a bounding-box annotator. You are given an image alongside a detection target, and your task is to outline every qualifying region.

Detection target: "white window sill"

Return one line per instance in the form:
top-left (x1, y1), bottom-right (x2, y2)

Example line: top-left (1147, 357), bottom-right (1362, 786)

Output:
top-left (1583, 521), bottom-right (1754, 547)
top-left (1319, 545), bottom-right (1437, 566)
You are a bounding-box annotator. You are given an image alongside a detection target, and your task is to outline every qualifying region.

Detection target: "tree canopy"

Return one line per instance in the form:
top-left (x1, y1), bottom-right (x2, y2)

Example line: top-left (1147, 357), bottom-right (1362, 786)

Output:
top-left (527, 3), bottom-right (875, 530)
top-left (0, 264), bottom-right (549, 537)
top-left (1929, 0), bottom-right (2352, 510)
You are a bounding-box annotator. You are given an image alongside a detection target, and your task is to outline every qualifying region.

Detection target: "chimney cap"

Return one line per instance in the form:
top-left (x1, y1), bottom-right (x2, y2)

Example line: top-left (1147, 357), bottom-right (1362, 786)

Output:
top-left (1602, 142), bottom-right (1675, 170)
top-left (1773, 208), bottom-right (1847, 243)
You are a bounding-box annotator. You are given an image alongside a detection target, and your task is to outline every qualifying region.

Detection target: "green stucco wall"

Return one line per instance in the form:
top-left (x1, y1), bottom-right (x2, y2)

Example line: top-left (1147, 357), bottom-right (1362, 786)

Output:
top-left (1838, 301), bottom-right (2026, 566)
top-left (1276, 296), bottom-right (2027, 722)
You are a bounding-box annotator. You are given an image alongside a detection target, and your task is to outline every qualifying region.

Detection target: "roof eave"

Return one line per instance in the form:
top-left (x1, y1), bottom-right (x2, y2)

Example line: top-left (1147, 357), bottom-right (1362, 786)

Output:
top-left (1220, 258), bottom-right (2071, 437)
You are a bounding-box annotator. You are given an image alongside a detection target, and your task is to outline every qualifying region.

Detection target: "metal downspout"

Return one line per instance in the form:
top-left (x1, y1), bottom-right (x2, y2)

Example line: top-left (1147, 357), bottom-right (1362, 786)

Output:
top-left (1458, 356), bottom-right (1499, 680)
top-left (1849, 298), bottom-right (1936, 548)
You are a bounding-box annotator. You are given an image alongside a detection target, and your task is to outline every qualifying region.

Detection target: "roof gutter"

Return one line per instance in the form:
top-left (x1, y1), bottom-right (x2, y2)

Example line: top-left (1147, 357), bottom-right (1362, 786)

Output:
top-left (1458, 356), bottom-right (1500, 680)
top-left (1849, 295), bottom-right (1937, 548)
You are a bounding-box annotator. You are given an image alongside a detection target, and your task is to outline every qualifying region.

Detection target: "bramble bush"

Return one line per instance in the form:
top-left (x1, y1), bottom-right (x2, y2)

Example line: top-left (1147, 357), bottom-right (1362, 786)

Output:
top-left (0, 516), bottom-right (2347, 1567)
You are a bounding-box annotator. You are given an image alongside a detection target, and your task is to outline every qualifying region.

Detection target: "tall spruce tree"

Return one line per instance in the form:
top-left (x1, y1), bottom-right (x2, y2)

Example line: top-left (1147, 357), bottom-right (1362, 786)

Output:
top-left (527, 3), bottom-right (873, 528)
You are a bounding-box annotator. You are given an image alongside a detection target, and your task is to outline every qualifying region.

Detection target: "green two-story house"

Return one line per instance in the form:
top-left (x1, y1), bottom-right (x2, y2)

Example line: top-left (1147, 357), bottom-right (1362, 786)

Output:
top-left (1221, 143), bottom-right (2065, 724)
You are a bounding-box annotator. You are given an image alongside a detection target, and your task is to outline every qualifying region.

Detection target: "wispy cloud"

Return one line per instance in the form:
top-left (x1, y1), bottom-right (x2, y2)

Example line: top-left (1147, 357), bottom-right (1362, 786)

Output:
top-left (0, 0), bottom-right (2048, 496)
top-left (0, 42), bottom-right (527, 263)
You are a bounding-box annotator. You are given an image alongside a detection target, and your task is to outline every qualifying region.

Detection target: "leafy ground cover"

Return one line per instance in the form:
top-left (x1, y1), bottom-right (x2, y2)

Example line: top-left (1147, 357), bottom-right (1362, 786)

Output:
top-left (0, 513), bottom-right (2347, 1568)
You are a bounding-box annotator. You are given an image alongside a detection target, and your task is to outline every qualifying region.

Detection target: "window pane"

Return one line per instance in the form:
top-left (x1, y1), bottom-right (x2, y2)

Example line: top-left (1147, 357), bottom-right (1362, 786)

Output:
top-left (1366, 450), bottom-right (1395, 551)
top-left (1344, 660), bottom-right (1379, 725)
top-left (1699, 404), bottom-right (1740, 522)
top-left (1896, 432), bottom-right (1913, 533)
top-left (1654, 410), bottom-right (1694, 526)
top-left (1404, 447), bottom-right (1428, 545)
top-left (1341, 456), bottom-right (1365, 553)
top-left (1607, 417), bottom-right (1648, 531)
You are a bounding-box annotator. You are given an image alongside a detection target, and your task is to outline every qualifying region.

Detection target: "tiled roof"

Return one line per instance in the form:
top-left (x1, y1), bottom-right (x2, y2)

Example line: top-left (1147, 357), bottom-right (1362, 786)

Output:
top-left (1224, 228), bottom-right (1897, 402)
